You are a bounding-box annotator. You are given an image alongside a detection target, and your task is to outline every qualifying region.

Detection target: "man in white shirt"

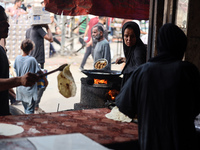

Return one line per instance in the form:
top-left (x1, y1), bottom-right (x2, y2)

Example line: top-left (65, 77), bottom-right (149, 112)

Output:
top-left (5, 0), bottom-right (28, 20)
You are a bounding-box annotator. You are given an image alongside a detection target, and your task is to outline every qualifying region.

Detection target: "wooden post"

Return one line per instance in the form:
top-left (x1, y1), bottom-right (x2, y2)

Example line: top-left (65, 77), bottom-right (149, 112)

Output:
top-left (185, 0), bottom-right (200, 70)
top-left (147, 0), bottom-right (164, 59)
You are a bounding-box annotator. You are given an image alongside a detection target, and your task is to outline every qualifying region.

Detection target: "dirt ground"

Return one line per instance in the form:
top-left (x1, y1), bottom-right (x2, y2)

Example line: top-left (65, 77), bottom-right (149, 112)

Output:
top-left (11, 40), bottom-right (124, 114)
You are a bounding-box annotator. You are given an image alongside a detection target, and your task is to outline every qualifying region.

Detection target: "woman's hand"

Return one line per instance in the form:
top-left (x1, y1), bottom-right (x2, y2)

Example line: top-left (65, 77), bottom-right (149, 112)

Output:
top-left (115, 57), bottom-right (126, 64)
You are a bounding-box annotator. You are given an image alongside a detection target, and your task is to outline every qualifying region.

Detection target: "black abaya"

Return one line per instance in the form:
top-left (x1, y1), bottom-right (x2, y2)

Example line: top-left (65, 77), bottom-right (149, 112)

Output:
top-left (121, 21), bottom-right (146, 86)
top-left (116, 23), bottom-right (200, 150)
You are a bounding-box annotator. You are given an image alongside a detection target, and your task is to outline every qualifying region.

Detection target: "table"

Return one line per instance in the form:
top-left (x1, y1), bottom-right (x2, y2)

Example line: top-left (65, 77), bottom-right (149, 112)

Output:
top-left (0, 108), bottom-right (139, 150)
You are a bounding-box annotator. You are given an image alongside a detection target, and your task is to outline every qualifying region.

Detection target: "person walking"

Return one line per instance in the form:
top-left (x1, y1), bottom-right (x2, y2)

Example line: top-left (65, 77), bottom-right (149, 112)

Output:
top-left (79, 16), bottom-right (99, 71)
top-left (49, 13), bottom-right (61, 57)
top-left (26, 24), bottom-right (53, 69)
top-left (49, 13), bottom-right (61, 46)
top-left (78, 16), bottom-right (89, 47)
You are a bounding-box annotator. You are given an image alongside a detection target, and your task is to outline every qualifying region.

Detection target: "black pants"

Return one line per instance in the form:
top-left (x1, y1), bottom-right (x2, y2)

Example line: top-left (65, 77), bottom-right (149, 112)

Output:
top-left (79, 32), bottom-right (86, 46)
top-left (80, 45), bottom-right (93, 68)
top-left (50, 43), bottom-right (56, 57)
top-left (39, 63), bottom-right (44, 69)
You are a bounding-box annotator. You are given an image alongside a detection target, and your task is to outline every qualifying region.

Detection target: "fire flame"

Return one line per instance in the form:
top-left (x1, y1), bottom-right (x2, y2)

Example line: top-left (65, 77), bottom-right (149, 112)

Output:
top-left (108, 89), bottom-right (119, 100)
top-left (94, 79), bottom-right (107, 84)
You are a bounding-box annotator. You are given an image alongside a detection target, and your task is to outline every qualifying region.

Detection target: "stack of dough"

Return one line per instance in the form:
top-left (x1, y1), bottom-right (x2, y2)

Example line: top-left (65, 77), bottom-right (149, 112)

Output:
top-left (57, 65), bottom-right (76, 98)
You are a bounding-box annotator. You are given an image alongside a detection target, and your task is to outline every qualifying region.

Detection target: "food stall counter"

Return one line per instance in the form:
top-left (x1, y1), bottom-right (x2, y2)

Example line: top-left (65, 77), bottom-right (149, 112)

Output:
top-left (0, 108), bottom-right (139, 149)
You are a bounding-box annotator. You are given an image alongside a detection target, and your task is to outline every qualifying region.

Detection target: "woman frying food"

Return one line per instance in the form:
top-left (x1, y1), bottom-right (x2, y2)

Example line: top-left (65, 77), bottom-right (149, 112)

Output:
top-left (115, 21), bottom-right (147, 87)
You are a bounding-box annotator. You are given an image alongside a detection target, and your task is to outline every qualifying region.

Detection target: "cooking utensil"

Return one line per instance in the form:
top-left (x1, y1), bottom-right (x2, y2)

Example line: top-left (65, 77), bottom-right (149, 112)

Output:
top-left (94, 58), bottom-right (108, 70)
top-left (39, 63), bottom-right (68, 77)
top-left (111, 59), bottom-right (124, 65)
top-left (81, 69), bottom-right (122, 79)
top-left (94, 58), bottom-right (116, 70)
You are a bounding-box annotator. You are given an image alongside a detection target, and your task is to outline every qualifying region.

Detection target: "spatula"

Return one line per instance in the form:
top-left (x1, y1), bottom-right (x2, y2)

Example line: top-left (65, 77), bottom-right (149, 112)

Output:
top-left (107, 60), bottom-right (121, 66)
top-left (39, 63), bottom-right (68, 77)
top-left (109, 59), bottom-right (123, 65)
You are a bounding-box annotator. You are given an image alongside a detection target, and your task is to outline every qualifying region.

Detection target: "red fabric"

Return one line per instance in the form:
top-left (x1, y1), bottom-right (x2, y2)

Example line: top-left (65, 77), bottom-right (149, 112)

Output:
top-left (86, 17), bottom-right (99, 43)
top-left (107, 18), bottom-right (113, 26)
top-left (44, 0), bottom-right (149, 20)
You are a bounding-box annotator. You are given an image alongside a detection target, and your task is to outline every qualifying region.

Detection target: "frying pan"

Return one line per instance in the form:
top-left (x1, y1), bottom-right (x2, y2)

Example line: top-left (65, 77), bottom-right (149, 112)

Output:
top-left (81, 69), bottom-right (122, 79)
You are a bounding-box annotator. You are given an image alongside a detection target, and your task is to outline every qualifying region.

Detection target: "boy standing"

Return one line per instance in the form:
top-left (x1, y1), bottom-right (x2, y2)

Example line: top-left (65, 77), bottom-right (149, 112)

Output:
top-left (14, 39), bottom-right (48, 114)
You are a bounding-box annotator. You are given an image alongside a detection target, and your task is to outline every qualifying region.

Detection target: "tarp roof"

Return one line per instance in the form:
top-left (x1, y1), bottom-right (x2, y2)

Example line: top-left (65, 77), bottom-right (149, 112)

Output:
top-left (44, 0), bottom-right (150, 20)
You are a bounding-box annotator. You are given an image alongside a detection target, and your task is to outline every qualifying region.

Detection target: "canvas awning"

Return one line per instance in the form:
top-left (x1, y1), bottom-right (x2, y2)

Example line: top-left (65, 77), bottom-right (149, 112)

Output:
top-left (44, 0), bottom-right (150, 20)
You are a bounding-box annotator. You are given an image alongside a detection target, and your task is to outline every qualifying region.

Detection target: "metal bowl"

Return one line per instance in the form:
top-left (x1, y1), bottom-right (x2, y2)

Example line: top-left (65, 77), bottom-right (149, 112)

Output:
top-left (93, 58), bottom-right (108, 70)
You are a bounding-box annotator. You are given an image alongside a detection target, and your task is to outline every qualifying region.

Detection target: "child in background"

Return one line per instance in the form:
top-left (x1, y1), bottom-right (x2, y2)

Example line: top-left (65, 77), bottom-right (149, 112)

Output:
top-left (14, 39), bottom-right (48, 114)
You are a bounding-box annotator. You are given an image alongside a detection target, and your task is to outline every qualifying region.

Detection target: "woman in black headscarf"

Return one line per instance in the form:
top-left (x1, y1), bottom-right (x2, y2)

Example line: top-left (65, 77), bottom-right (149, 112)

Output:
top-left (115, 23), bottom-right (200, 150)
top-left (156, 23), bottom-right (187, 60)
top-left (115, 21), bottom-right (146, 87)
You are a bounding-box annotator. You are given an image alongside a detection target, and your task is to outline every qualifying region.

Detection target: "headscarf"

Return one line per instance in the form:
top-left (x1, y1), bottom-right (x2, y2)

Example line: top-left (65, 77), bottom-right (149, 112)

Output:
top-left (156, 23), bottom-right (187, 60)
top-left (0, 6), bottom-right (5, 21)
top-left (122, 21), bottom-right (146, 74)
